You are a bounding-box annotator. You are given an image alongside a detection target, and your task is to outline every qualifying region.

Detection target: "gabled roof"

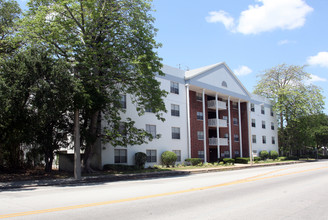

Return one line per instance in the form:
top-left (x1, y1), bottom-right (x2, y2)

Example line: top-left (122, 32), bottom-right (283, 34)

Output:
top-left (185, 62), bottom-right (251, 99)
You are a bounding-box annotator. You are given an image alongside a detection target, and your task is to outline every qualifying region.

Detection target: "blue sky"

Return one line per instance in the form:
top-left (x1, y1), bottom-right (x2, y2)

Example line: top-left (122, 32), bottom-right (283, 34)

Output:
top-left (17, 0), bottom-right (328, 111)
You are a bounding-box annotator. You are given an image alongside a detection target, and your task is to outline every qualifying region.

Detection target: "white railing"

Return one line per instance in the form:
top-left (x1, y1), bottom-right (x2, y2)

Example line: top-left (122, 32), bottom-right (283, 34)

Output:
top-left (209, 138), bottom-right (217, 146)
top-left (208, 119), bottom-right (227, 127)
top-left (207, 100), bottom-right (227, 110)
top-left (219, 138), bottom-right (228, 146)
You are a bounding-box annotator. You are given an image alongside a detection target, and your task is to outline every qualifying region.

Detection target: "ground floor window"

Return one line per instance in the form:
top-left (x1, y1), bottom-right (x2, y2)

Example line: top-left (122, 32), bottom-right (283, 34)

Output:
top-left (146, 150), bottom-right (157, 163)
top-left (173, 150), bottom-right (181, 162)
top-left (114, 149), bottom-right (127, 163)
top-left (198, 150), bottom-right (204, 159)
top-left (224, 151), bottom-right (230, 158)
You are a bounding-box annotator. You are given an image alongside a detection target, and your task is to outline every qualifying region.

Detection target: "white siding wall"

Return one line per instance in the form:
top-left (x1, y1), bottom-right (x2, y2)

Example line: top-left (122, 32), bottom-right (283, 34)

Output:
top-left (101, 77), bottom-right (188, 167)
top-left (250, 101), bottom-right (278, 156)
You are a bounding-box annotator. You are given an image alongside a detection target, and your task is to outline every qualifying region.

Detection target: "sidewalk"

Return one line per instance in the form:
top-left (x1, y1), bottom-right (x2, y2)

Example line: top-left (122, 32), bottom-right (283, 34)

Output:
top-left (0, 161), bottom-right (304, 190)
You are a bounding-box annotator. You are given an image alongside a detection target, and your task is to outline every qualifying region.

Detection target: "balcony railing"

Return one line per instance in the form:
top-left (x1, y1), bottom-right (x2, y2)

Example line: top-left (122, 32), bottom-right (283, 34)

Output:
top-left (207, 100), bottom-right (227, 110)
top-left (208, 138), bottom-right (229, 146)
top-left (208, 119), bottom-right (228, 127)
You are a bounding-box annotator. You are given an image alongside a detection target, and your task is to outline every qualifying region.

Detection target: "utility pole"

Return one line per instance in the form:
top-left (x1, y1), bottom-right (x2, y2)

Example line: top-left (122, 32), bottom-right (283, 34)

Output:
top-left (74, 109), bottom-right (81, 180)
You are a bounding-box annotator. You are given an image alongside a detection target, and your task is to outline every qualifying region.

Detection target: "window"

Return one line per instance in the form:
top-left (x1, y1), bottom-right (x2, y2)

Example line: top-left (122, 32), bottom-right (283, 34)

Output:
top-left (145, 105), bottom-right (153, 113)
top-left (222, 81), bottom-right (227, 87)
top-left (172, 127), bottom-right (180, 139)
top-left (224, 133), bottom-right (229, 138)
top-left (262, 121), bottom-right (266, 129)
top-left (252, 119), bottom-right (256, 127)
top-left (120, 94), bottom-right (126, 109)
top-left (115, 149), bottom-right (127, 163)
top-left (223, 115), bottom-right (229, 123)
top-left (196, 92), bottom-right (202, 101)
top-left (252, 135), bottom-right (256, 143)
top-left (173, 150), bottom-right (181, 162)
top-left (224, 151), bottom-right (230, 158)
top-left (262, 136), bottom-right (266, 144)
top-left (197, 131), bottom-right (204, 140)
top-left (197, 112), bottom-right (203, 120)
top-left (233, 118), bottom-right (238, 126)
top-left (251, 103), bottom-right (255, 112)
top-left (198, 151), bottom-right (204, 159)
top-left (171, 104), bottom-right (180, 117)
top-left (271, 122), bottom-right (274, 130)
top-left (170, 81), bottom-right (179, 94)
top-left (146, 150), bottom-right (157, 162)
top-left (146, 124), bottom-right (156, 137)
top-left (232, 102), bottom-right (238, 109)
top-left (272, 137), bottom-right (275, 144)
top-left (234, 134), bottom-right (239, 142)
top-left (234, 151), bottom-right (240, 157)
top-left (261, 106), bottom-right (265, 114)
top-left (270, 108), bottom-right (274, 116)
top-left (119, 123), bottom-right (127, 136)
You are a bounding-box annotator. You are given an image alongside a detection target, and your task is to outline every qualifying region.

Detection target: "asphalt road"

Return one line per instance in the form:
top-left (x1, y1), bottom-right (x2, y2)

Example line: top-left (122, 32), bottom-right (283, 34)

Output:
top-left (1, 160), bottom-right (328, 219)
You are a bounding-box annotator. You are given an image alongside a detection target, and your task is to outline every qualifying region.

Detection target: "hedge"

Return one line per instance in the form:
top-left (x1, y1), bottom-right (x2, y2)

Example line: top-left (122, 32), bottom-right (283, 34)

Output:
top-left (185, 158), bottom-right (202, 166)
top-left (161, 151), bottom-right (177, 167)
top-left (235, 157), bottom-right (249, 164)
top-left (223, 158), bottom-right (235, 165)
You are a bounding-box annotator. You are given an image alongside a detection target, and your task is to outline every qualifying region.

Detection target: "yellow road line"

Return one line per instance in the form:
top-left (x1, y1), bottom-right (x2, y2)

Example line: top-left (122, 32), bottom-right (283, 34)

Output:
top-left (1, 166), bottom-right (327, 219)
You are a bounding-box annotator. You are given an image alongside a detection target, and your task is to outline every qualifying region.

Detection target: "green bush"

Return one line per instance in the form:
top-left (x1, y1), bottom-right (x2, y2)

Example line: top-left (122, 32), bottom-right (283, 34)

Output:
top-left (287, 155), bottom-right (299, 160)
top-left (254, 156), bottom-right (261, 162)
top-left (235, 157), bottom-right (249, 164)
top-left (185, 158), bottom-right (202, 166)
top-left (161, 151), bottom-right (177, 167)
top-left (135, 152), bottom-right (147, 169)
top-left (269, 150), bottom-right (279, 160)
top-left (260, 150), bottom-right (269, 160)
top-left (223, 158), bottom-right (235, 165)
top-left (278, 156), bottom-right (287, 161)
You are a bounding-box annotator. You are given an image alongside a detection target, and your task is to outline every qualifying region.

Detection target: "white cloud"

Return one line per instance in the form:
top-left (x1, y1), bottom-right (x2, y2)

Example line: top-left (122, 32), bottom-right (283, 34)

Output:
top-left (234, 65), bottom-right (252, 76)
top-left (205, 10), bottom-right (235, 30)
top-left (308, 74), bottom-right (327, 83)
top-left (307, 52), bottom-right (328, 68)
top-left (206, 0), bottom-right (313, 35)
top-left (277, 40), bottom-right (296, 45)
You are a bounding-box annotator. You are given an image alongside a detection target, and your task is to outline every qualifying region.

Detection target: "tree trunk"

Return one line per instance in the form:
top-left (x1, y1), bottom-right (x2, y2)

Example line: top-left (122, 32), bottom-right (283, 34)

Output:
top-left (83, 110), bottom-right (100, 173)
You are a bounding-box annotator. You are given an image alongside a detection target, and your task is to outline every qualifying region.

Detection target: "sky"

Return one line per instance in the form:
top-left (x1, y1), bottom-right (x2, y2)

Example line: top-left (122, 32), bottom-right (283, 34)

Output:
top-left (17, 0), bottom-right (328, 111)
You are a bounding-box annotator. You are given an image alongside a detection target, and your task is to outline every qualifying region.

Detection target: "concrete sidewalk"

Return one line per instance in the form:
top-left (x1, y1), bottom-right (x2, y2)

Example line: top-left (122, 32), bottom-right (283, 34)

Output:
top-left (0, 161), bottom-right (305, 190)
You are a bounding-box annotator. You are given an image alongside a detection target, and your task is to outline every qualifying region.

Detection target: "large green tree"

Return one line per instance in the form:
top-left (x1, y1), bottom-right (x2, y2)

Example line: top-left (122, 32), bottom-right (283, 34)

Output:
top-left (254, 64), bottom-right (325, 155)
top-left (21, 0), bottom-right (167, 172)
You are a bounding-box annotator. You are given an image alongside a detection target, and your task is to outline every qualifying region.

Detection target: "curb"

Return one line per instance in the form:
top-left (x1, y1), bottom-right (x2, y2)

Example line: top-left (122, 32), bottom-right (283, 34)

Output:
top-left (0, 160), bottom-right (306, 190)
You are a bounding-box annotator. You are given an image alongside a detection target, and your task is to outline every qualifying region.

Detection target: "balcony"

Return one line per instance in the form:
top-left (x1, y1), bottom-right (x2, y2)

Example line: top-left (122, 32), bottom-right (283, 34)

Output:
top-left (207, 100), bottom-right (227, 110)
top-left (208, 119), bottom-right (228, 127)
top-left (208, 138), bottom-right (229, 146)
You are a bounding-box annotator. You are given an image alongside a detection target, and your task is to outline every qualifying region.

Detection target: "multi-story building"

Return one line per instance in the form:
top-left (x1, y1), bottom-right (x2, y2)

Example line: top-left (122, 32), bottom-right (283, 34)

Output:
top-left (98, 62), bottom-right (278, 168)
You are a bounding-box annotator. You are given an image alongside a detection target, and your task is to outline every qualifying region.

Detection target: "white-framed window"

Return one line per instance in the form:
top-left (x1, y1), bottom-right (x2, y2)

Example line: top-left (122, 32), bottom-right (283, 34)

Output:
top-left (146, 124), bottom-right (156, 137)
top-left (115, 149), bottom-right (127, 163)
top-left (196, 92), bottom-right (202, 101)
top-left (252, 135), bottom-right (256, 143)
top-left (261, 105), bottom-right (265, 114)
top-left (234, 134), bottom-right (239, 142)
top-left (146, 150), bottom-right (157, 162)
top-left (197, 112), bottom-right (203, 120)
top-left (198, 151), bottom-right (204, 159)
top-left (119, 122), bottom-right (127, 137)
top-left (252, 119), bottom-right (256, 127)
top-left (262, 136), bottom-right (266, 144)
top-left (262, 120), bottom-right (266, 129)
top-left (172, 127), bottom-right (180, 139)
top-left (170, 81), bottom-right (179, 94)
top-left (233, 118), bottom-right (238, 126)
top-left (272, 136), bottom-right (276, 144)
top-left (120, 94), bottom-right (126, 109)
top-left (251, 103), bottom-right (255, 112)
top-left (224, 151), bottom-right (230, 158)
top-left (270, 108), bottom-right (274, 116)
top-left (223, 115), bottom-right (229, 123)
top-left (171, 104), bottom-right (180, 117)
top-left (224, 133), bottom-right (229, 138)
top-left (197, 131), bottom-right (204, 140)
top-left (173, 150), bottom-right (181, 162)
top-left (232, 102), bottom-right (238, 109)
top-left (222, 81), bottom-right (227, 87)
top-left (271, 122), bottom-right (274, 130)
top-left (234, 151), bottom-right (240, 157)
top-left (145, 105), bottom-right (153, 113)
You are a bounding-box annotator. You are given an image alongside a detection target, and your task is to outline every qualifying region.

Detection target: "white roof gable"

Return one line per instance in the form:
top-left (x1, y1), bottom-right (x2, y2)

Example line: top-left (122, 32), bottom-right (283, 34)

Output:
top-left (185, 62), bottom-right (251, 99)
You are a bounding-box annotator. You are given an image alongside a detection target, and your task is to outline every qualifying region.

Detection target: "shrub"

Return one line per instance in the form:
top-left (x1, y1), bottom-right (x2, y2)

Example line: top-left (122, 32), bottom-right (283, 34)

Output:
top-left (260, 150), bottom-right (269, 160)
top-left (223, 158), bottom-right (235, 165)
top-left (161, 151), bottom-right (177, 167)
top-left (185, 158), bottom-right (202, 166)
top-left (103, 164), bottom-right (136, 171)
top-left (269, 150), bottom-right (279, 160)
top-left (278, 156), bottom-right (287, 161)
top-left (135, 152), bottom-right (147, 169)
top-left (235, 157), bottom-right (249, 164)
top-left (254, 157), bottom-right (261, 162)
top-left (287, 155), bottom-right (299, 160)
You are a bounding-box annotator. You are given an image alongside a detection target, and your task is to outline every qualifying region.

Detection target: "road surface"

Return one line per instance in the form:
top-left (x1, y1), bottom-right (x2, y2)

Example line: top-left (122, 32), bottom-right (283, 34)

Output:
top-left (1, 160), bottom-right (328, 219)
